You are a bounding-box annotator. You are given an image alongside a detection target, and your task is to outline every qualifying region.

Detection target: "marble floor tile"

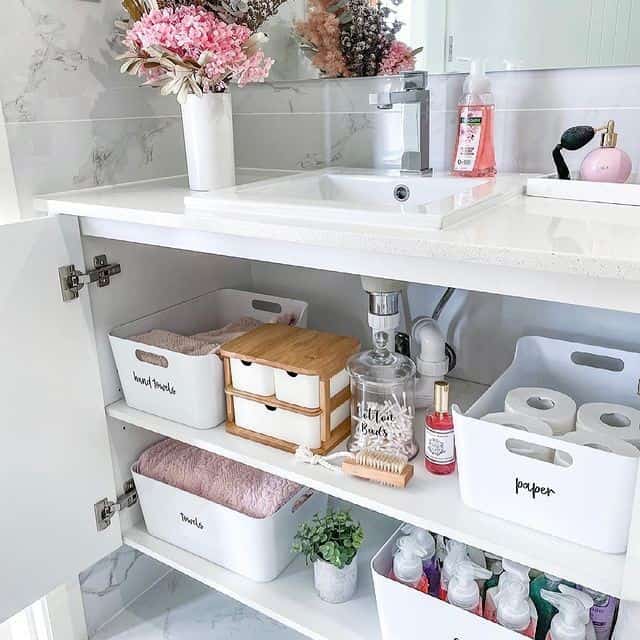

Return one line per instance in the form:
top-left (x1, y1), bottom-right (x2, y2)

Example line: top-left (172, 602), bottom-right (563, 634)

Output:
top-left (93, 570), bottom-right (304, 640)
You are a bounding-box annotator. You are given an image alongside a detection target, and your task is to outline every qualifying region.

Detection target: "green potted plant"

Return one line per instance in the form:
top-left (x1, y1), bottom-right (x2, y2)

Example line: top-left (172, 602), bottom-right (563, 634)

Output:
top-left (292, 510), bottom-right (364, 604)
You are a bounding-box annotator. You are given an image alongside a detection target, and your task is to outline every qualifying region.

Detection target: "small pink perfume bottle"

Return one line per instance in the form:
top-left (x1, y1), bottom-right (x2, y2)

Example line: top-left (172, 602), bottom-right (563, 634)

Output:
top-left (580, 120), bottom-right (632, 183)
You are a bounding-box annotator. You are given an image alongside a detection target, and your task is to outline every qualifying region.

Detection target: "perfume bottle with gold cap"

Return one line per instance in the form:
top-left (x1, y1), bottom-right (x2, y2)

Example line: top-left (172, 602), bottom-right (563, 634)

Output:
top-left (424, 381), bottom-right (456, 475)
top-left (580, 120), bottom-right (632, 183)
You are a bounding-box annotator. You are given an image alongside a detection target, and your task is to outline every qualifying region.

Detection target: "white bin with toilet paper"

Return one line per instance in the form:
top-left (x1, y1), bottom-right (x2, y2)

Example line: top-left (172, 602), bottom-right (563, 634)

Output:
top-left (453, 336), bottom-right (640, 554)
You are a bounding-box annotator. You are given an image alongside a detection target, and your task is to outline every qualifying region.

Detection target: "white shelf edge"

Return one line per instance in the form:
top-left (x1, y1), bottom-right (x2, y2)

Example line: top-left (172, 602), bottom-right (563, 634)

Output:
top-left (123, 506), bottom-right (395, 640)
top-left (109, 383), bottom-right (627, 599)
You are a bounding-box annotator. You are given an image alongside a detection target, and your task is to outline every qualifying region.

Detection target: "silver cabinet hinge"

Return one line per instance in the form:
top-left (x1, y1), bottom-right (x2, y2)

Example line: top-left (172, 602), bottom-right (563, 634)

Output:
top-left (95, 480), bottom-right (138, 531)
top-left (59, 254), bottom-right (121, 302)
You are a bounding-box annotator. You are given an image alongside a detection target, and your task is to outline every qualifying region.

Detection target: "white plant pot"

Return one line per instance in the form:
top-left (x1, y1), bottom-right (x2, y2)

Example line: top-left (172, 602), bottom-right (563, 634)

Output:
top-left (313, 555), bottom-right (358, 604)
top-left (181, 92), bottom-right (236, 192)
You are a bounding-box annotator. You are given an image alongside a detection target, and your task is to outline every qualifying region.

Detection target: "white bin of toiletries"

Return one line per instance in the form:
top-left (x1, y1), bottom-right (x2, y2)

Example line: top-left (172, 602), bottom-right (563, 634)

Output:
top-left (232, 396), bottom-right (350, 449)
top-left (109, 289), bottom-right (307, 429)
top-left (273, 368), bottom-right (349, 409)
top-left (372, 526), bottom-right (518, 640)
top-left (132, 462), bottom-right (327, 583)
top-left (454, 336), bottom-right (640, 554)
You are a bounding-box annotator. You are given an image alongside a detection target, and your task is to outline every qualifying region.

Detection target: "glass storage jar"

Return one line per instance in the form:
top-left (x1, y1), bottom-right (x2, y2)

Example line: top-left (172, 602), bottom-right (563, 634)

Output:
top-left (346, 328), bottom-right (417, 459)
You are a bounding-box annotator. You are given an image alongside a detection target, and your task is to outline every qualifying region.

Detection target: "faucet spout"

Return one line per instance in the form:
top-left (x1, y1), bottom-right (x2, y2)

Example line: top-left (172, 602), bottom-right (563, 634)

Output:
top-left (369, 71), bottom-right (432, 175)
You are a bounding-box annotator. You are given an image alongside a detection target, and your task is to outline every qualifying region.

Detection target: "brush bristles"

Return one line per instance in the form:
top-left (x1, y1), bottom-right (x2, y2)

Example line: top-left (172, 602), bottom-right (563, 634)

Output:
top-left (355, 449), bottom-right (408, 474)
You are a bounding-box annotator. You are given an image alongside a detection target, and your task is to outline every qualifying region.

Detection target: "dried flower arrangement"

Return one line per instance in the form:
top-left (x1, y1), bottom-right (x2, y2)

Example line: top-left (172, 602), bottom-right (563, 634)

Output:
top-left (117, 0), bottom-right (284, 102)
top-left (295, 0), bottom-right (422, 78)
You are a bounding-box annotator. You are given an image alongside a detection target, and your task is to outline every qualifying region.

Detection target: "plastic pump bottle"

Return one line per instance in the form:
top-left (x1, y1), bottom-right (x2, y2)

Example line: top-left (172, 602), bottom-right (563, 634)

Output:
top-left (452, 58), bottom-right (496, 177)
top-left (497, 581), bottom-right (537, 638)
top-left (447, 560), bottom-right (492, 616)
top-left (558, 586), bottom-right (596, 640)
top-left (577, 586), bottom-right (618, 640)
top-left (439, 540), bottom-right (468, 601)
top-left (485, 559), bottom-right (531, 623)
top-left (541, 588), bottom-right (594, 640)
top-left (392, 535), bottom-right (429, 593)
top-left (531, 574), bottom-right (568, 640)
top-left (401, 525), bottom-right (441, 597)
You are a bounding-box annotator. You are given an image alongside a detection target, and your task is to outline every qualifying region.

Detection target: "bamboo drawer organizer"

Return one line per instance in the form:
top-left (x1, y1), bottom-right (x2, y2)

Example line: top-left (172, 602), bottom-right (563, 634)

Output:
top-left (220, 324), bottom-right (360, 454)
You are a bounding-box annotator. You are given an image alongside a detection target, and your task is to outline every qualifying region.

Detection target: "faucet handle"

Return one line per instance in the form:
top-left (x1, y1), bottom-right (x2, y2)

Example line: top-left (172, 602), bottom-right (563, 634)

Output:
top-left (401, 70), bottom-right (428, 90)
top-left (369, 90), bottom-right (393, 109)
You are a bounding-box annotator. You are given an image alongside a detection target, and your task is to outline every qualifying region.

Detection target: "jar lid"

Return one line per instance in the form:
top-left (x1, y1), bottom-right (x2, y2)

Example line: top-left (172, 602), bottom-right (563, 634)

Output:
top-left (347, 349), bottom-right (416, 387)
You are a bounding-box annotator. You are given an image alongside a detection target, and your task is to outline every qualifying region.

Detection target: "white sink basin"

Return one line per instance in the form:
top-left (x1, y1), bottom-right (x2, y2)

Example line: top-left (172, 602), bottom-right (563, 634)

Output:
top-left (185, 168), bottom-right (527, 230)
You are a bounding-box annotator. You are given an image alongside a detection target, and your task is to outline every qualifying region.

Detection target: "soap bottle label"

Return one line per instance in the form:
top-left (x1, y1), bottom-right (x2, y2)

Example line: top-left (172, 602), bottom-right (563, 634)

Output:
top-left (454, 107), bottom-right (483, 172)
top-left (425, 426), bottom-right (455, 464)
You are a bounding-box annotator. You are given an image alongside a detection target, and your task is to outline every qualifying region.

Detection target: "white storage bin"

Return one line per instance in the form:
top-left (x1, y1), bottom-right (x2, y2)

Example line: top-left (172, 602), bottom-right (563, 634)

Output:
top-left (372, 526), bottom-right (518, 640)
top-left (453, 336), bottom-right (640, 554)
top-left (233, 396), bottom-right (350, 449)
top-left (274, 368), bottom-right (349, 409)
top-left (109, 289), bottom-right (307, 429)
top-left (132, 463), bottom-right (327, 582)
top-left (230, 358), bottom-right (275, 396)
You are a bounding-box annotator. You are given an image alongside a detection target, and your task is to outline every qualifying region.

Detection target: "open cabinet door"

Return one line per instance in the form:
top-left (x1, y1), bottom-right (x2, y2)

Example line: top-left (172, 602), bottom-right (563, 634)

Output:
top-left (0, 216), bottom-right (120, 622)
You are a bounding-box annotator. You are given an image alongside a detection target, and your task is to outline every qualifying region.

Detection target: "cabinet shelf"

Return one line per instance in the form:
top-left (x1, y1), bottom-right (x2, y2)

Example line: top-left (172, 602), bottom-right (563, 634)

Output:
top-left (108, 377), bottom-right (627, 598)
top-left (123, 506), bottom-right (396, 640)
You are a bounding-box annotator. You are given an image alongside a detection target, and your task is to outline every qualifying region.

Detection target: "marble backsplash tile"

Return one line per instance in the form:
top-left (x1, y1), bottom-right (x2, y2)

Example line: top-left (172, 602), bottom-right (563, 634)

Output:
top-left (1, 0), bottom-right (178, 123)
top-left (233, 111), bottom-right (403, 171)
top-left (80, 546), bottom-right (170, 637)
top-left (6, 115), bottom-right (185, 215)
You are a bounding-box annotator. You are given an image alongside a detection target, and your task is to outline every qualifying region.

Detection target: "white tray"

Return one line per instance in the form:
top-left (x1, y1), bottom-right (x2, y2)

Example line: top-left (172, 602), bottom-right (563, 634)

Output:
top-left (453, 336), bottom-right (640, 554)
top-left (527, 174), bottom-right (640, 206)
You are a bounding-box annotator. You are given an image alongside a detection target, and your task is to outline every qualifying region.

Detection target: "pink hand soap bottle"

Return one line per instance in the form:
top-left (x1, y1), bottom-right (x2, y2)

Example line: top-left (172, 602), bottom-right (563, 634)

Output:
top-left (579, 120), bottom-right (632, 183)
top-left (452, 59), bottom-right (496, 177)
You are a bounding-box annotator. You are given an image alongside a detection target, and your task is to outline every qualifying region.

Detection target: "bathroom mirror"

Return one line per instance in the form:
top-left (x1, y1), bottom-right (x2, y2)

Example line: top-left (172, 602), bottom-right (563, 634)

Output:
top-left (264, 0), bottom-right (640, 81)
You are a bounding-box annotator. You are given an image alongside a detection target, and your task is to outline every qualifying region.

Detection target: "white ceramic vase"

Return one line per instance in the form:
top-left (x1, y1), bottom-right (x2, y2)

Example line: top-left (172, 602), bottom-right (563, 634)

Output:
top-left (181, 92), bottom-right (236, 192)
top-left (313, 554), bottom-right (358, 604)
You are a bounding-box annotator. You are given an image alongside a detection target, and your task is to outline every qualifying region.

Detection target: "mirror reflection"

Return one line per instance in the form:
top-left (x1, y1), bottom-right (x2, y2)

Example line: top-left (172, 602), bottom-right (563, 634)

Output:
top-left (259, 0), bottom-right (640, 80)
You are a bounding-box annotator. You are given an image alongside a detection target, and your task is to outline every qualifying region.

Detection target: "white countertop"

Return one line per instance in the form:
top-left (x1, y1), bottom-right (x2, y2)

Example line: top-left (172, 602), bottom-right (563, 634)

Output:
top-left (37, 172), bottom-right (640, 313)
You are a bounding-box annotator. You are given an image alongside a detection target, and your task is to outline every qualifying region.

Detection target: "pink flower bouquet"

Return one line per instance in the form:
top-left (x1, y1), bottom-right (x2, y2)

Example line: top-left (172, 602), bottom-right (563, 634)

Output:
top-left (295, 0), bottom-right (422, 78)
top-left (118, 5), bottom-right (274, 102)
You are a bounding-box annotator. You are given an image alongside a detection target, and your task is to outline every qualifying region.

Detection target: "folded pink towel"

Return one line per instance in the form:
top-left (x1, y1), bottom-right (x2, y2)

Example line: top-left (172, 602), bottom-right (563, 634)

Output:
top-left (136, 439), bottom-right (302, 519)
top-left (133, 330), bottom-right (218, 357)
top-left (191, 317), bottom-right (263, 346)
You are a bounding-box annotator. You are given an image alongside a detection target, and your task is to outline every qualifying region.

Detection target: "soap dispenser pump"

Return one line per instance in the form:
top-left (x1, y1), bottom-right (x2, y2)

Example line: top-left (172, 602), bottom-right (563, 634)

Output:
top-left (447, 560), bottom-right (492, 616)
top-left (391, 535), bottom-right (429, 593)
top-left (580, 120), bottom-right (632, 183)
top-left (541, 588), bottom-right (594, 640)
top-left (400, 524), bottom-right (441, 596)
top-left (497, 581), bottom-right (537, 637)
top-left (485, 558), bottom-right (531, 622)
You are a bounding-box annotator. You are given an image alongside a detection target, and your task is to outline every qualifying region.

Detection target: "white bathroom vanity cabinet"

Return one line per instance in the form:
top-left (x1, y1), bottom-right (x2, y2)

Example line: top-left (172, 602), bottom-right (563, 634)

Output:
top-left (3, 175), bottom-right (640, 639)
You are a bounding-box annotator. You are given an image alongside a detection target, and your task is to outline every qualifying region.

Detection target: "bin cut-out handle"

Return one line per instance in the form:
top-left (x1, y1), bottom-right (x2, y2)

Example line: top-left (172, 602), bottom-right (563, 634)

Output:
top-left (504, 437), bottom-right (572, 468)
top-left (241, 360), bottom-right (253, 367)
top-left (291, 490), bottom-right (314, 513)
top-left (265, 405), bottom-right (277, 412)
top-left (135, 349), bottom-right (169, 368)
top-left (252, 299), bottom-right (282, 314)
top-left (286, 371), bottom-right (298, 378)
top-left (570, 350), bottom-right (624, 372)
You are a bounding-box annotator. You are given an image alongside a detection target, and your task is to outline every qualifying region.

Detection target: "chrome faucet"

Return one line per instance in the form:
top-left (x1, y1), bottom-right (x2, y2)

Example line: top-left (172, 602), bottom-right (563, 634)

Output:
top-left (369, 71), bottom-right (432, 175)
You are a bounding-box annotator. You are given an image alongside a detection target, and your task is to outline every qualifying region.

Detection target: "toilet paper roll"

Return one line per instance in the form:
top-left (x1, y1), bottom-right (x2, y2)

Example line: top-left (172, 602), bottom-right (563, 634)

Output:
top-left (576, 402), bottom-right (640, 446)
top-left (505, 387), bottom-right (577, 436)
top-left (483, 412), bottom-right (555, 462)
top-left (554, 430), bottom-right (640, 468)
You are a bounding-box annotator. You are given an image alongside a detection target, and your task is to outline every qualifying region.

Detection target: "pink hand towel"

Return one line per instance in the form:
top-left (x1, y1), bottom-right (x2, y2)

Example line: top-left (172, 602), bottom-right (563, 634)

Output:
top-left (136, 439), bottom-right (302, 519)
